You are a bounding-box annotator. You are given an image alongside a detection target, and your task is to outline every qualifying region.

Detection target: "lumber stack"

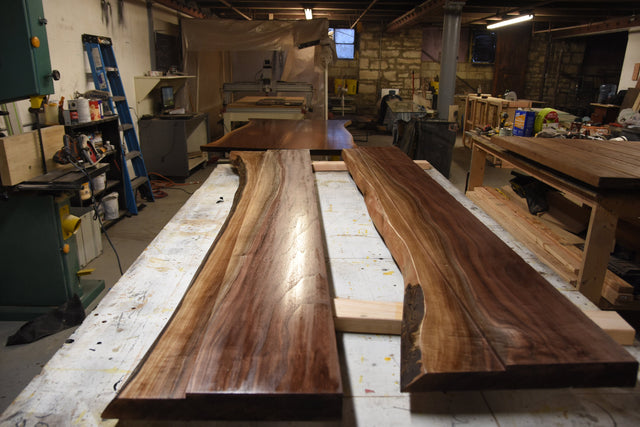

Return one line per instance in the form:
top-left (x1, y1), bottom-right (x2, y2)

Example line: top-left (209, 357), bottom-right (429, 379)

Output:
top-left (467, 186), bottom-right (635, 305)
top-left (103, 150), bottom-right (342, 421)
top-left (342, 146), bottom-right (637, 392)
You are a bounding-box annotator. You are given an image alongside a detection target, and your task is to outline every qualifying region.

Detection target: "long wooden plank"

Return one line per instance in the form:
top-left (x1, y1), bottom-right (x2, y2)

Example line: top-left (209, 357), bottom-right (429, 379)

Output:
top-left (332, 298), bottom-right (636, 346)
top-left (201, 119), bottom-right (356, 154)
top-left (490, 136), bottom-right (640, 188)
top-left (342, 146), bottom-right (638, 392)
top-left (103, 150), bottom-right (342, 421)
top-left (312, 159), bottom-right (432, 172)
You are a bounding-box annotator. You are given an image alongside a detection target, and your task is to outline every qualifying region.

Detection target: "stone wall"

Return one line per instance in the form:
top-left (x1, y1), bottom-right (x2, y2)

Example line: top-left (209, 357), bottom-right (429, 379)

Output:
top-left (524, 33), bottom-right (588, 114)
top-left (327, 24), bottom-right (496, 115)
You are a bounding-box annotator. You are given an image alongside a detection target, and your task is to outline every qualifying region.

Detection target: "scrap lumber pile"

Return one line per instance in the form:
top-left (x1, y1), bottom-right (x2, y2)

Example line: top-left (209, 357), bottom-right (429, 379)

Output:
top-left (342, 146), bottom-right (637, 392)
top-left (467, 186), bottom-right (636, 305)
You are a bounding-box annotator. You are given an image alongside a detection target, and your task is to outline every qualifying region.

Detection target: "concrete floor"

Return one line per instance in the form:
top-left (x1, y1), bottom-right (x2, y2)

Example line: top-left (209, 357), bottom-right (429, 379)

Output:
top-left (0, 130), bottom-right (513, 414)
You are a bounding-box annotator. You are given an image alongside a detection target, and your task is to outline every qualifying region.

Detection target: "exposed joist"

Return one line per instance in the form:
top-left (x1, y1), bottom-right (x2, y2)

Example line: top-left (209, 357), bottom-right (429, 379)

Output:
top-left (534, 14), bottom-right (640, 38)
top-left (152, 0), bottom-right (207, 18)
top-left (351, 0), bottom-right (379, 29)
top-left (218, 0), bottom-right (252, 20)
top-left (386, 0), bottom-right (448, 32)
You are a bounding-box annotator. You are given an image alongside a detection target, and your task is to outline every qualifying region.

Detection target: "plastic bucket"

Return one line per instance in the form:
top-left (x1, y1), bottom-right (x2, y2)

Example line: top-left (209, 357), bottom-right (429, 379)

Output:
top-left (102, 192), bottom-right (119, 220)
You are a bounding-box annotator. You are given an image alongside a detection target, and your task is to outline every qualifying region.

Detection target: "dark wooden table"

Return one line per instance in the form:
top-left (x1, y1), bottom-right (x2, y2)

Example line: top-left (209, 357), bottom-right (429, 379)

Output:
top-left (201, 119), bottom-right (356, 155)
top-left (467, 134), bottom-right (640, 306)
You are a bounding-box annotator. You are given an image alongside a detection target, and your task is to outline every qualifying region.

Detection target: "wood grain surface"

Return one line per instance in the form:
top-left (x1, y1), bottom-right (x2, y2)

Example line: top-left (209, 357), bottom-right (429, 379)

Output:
top-left (103, 150), bottom-right (342, 420)
top-left (490, 136), bottom-right (640, 188)
top-left (342, 146), bottom-right (638, 392)
top-left (201, 119), bottom-right (356, 154)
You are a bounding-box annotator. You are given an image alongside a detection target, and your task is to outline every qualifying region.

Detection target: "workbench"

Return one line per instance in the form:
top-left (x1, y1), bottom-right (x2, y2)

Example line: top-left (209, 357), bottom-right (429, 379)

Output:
top-left (223, 96), bottom-right (306, 134)
top-left (467, 132), bottom-right (640, 308)
top-left (2, 162), bottom-right (639, 426)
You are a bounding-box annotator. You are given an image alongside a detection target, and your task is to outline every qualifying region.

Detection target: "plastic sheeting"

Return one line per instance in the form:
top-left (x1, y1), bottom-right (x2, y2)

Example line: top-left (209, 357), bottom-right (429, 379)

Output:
top-left (182, 18), bottom-right (334, 122)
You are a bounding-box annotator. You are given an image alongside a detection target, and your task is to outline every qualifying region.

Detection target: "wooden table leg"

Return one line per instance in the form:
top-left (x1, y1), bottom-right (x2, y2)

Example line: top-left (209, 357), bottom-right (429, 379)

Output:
top-left (467, 145), bottom-right (487, 191)
top-left (577, 204), bottom-right (618, 304)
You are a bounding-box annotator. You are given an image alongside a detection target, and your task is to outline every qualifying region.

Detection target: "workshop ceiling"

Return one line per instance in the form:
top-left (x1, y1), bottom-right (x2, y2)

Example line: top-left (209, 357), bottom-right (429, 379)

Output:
top-left (165, 0), bottom-right (639, 34)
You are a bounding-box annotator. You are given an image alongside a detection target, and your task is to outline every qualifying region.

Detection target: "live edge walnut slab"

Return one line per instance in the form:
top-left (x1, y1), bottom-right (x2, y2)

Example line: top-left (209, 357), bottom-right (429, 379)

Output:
top-left (103, 150), bottom-right (342, 421)
top-left (342, 146), bottom-right (638, 392)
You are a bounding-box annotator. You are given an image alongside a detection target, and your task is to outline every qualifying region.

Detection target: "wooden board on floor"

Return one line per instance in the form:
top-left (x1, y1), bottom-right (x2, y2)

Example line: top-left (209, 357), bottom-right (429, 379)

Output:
top-left (312, 159), bottom-right (432, 172)
top-left (342, 146), bottom-right (638, 392)
top-left (201, 119), bottom-right (356, 154)
top-left (333, 298), bottom-right (635, 346)
top-left (103, 150), bottom-right (342, 421)
top-left (490, 136), bottom-right (640, 189)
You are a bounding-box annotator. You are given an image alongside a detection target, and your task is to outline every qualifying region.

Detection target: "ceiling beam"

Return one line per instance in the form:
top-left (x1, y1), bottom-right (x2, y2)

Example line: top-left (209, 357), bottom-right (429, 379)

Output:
top-left (534, 14), bottom-right (640, 38)
top-left (351, 0), bottom-right (379, 29)
top-left (152, 0), bottom-right (207, 18)
top-left (386, 0), bottom-right (448, 32)
top-left (218, 0), bottom-right (252, 20)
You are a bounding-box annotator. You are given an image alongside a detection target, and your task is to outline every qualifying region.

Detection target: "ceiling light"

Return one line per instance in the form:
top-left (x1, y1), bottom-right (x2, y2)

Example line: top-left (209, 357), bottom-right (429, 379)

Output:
top-left (304, 8), bottom-right (313, 20)
top-left (487, 14), bottom-right (533, 29)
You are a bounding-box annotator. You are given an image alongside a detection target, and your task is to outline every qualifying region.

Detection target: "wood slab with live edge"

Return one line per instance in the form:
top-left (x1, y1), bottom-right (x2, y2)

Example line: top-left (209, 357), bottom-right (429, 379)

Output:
top-left (102, 150), bottom-right (342, 421)
top-left (342, 146), bottom-right (638, 392)
top-left (201, 119), bottom-right (356, 154)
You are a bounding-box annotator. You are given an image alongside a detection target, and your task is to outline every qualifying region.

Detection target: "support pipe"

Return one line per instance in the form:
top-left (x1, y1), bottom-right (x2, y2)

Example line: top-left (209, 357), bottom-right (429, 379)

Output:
top-left (438, 1), bottom-right (464, 120)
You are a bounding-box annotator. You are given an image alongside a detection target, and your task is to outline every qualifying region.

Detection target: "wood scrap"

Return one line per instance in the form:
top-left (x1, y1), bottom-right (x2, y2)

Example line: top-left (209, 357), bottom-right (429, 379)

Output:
top-left (343, 146), bottom-right (637, 392)
top-left (103, 150), bottom-right (342, 421)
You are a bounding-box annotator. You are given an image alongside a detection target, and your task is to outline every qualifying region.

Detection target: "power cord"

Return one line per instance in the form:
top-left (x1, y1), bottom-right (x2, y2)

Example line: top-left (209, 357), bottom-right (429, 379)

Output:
top-left (148, 172), bottom-right (199, 199)
top-left (67, 157), bottom-right (124, 275)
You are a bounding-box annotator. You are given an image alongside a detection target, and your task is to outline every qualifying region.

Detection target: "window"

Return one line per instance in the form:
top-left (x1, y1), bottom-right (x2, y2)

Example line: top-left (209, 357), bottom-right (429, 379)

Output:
top-left (471, 31), bottom-right (496, 64)
top-left (329, 28), bottom-right (355, 60)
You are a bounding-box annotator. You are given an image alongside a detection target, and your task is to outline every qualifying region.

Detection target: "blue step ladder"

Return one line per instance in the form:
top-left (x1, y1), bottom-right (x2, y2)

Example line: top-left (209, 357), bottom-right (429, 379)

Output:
top-left (82, 34), bottom-right (154, 214)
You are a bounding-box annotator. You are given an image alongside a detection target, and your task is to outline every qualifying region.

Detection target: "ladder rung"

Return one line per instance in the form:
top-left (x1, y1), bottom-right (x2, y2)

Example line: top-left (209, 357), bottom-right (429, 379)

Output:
top-left (120, 124), bottom-right (134, 131)
top-left (106, 67), bottom-right (118, 72)
top-left (126, 150), bottom-right (141, 160)
top-left (112, 96), bottom-right (126, 102)
top-left (131, 176), bottom-right (148, 190)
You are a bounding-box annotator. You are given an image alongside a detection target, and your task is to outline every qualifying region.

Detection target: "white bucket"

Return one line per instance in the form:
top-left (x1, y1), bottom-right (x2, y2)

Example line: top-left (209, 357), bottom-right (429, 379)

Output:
top-left (102, 192), bottom-right (119, 220)
top-left (92, 173), bottom-right (106, 193)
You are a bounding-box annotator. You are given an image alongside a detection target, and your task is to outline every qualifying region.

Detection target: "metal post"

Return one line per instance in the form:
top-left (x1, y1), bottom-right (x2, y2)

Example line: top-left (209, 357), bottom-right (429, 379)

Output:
top-left (438, 1), bottom-right (465, 120)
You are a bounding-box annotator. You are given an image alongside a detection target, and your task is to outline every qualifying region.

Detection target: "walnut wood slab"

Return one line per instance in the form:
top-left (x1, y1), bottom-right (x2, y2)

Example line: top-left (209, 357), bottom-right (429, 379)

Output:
top-left (201, 119), bottom-right (356, 154)
top-left (490, 136), bottom-right (640, 189)
top-left (342, 146), bottom-right (638, 392)
top-left (103, 150), bottom-right (342, 420)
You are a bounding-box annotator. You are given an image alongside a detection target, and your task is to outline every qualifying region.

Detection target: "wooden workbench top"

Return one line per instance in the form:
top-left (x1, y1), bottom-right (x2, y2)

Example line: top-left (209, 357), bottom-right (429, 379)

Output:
top-left (202, 119), bottom-right (356, 153)
top-left (490, 136), bottom-right (640, 189)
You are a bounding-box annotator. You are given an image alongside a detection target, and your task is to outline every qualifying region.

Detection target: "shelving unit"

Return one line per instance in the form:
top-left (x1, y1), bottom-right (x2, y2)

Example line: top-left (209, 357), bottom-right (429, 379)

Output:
top-left (462, 94), bottom-right (542, 148)
top-left (134, 75), bottom-right (195, 116)
top-left (64, 116), bottom-right (130, 222)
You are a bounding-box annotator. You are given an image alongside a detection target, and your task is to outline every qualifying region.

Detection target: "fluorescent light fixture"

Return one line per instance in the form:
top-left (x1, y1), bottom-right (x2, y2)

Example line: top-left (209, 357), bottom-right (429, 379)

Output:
top-left (487, 14), bottom-right (533, 29)
top-left (304, 8), bottom-right (313, 20)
